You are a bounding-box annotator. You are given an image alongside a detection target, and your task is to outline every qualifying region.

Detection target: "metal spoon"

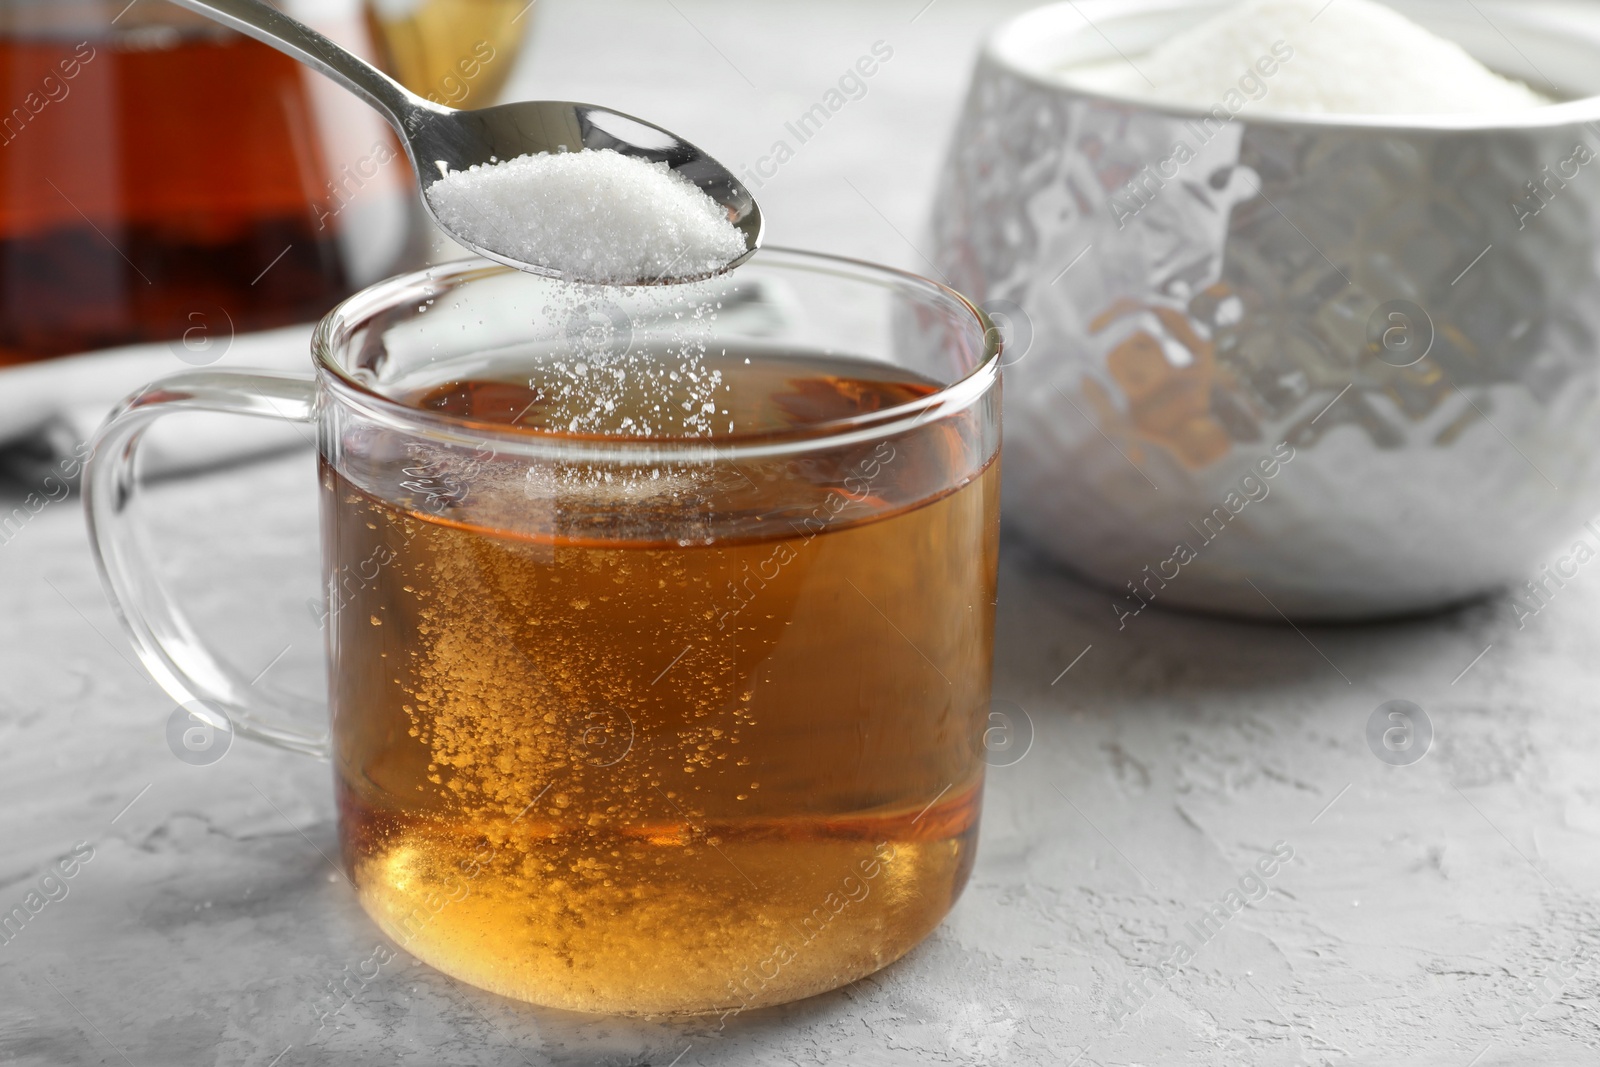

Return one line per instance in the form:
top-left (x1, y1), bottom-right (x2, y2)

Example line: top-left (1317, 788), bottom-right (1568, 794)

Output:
top-left (167, 0), bottom-right (762, 285)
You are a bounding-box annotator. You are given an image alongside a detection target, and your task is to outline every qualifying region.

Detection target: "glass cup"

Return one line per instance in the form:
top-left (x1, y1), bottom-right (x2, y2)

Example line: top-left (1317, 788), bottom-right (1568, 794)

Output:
top-left (85, 249), bottom-right (1002, 1016)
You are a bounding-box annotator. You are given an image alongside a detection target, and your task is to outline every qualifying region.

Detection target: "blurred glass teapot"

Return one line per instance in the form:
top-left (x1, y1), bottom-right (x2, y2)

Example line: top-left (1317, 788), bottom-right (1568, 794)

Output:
top-left (0, 0), bottom-right (420, 366)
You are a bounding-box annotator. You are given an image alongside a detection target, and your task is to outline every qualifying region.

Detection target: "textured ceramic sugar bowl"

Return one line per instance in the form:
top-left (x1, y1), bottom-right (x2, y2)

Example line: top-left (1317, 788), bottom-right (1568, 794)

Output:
top-left (931, 0), bottom-right (1600, 620)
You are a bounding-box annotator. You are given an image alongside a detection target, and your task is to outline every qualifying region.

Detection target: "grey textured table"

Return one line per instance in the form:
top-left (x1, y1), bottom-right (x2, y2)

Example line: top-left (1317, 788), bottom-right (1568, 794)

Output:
top-left (4, 1), bottom-right (1600, 1064)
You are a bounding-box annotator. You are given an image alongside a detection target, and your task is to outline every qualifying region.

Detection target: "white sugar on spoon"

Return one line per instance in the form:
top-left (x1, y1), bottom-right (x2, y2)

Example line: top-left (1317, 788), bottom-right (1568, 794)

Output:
top-left (427, 150), bottom-right (750, 286)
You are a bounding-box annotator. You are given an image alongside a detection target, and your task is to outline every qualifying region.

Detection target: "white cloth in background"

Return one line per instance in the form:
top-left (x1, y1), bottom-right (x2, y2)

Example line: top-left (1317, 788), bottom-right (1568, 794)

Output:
top-left (0, 325), bottom-right (317, 483)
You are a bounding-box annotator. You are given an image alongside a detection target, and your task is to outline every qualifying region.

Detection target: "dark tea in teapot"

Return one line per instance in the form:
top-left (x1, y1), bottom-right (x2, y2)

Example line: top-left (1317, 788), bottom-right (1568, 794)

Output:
top-left (0, 1), bottom-right (400, 364)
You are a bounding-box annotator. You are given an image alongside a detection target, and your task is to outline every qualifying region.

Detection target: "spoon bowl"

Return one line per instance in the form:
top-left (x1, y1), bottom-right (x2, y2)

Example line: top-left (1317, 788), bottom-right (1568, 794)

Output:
top-left (406, 100), bottom-right (763, 281)
top-left (169, 0), bottom-right (762, 284)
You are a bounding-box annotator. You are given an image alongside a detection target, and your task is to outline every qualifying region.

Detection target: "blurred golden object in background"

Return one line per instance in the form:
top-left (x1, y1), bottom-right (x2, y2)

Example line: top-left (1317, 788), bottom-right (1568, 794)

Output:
top-left (364, 0), bottom-right (530, 105)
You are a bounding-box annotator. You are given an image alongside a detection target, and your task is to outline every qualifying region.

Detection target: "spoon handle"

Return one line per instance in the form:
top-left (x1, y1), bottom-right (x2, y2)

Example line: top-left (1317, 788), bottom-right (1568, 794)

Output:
top-left (165, 0), bottom-right (436, 130)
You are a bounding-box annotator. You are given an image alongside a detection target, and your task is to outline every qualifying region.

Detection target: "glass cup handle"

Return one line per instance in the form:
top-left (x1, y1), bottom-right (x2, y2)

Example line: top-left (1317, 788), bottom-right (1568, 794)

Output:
top-left (83, 371), bottom-right (329, 759)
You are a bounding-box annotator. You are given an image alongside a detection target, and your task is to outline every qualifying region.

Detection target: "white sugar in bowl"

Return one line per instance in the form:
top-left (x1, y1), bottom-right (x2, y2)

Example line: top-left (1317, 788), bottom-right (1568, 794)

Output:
top-left (931, 0), bottom-right (1600, 620)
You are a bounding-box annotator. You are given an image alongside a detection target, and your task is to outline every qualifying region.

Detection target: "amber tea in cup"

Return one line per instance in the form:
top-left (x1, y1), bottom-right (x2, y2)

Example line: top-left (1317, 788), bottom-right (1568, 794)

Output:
top-left (86, 250), bottom-right (1002, 1016)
